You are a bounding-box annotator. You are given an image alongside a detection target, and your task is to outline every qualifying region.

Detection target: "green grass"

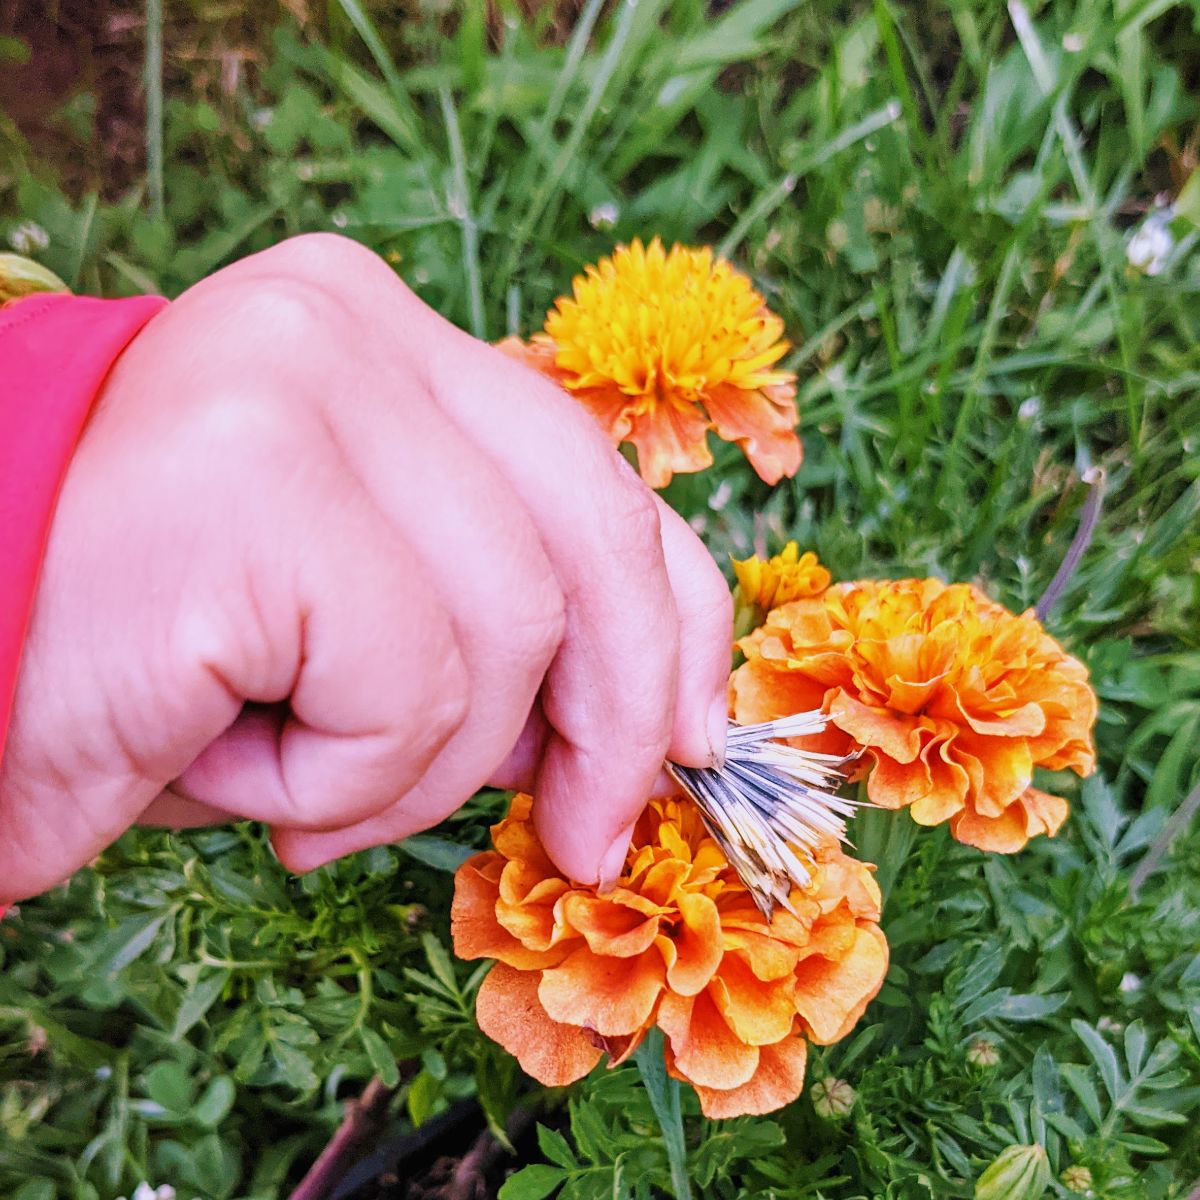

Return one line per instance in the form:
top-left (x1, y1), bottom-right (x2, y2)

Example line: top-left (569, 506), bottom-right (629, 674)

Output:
top-left (2, 1), bottom-right (1199, 1197)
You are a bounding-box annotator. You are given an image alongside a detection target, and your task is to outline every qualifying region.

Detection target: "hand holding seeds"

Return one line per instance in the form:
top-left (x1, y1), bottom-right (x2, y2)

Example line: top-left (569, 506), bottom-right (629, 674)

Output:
top-left (0, 234), bottom-right (734, 905)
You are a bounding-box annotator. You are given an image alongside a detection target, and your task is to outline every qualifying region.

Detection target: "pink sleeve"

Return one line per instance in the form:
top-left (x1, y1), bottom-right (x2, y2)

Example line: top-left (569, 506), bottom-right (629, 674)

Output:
top-left (0, 293), bottom-right (168, 917)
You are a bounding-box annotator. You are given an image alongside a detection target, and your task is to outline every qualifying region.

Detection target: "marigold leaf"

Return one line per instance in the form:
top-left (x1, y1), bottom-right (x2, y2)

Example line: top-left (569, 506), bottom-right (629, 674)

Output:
top-left (172, 967), bottom-right (230, 1040)
top-left (498, 1165), bottom-right (567, 1200)
top-left (1071, 1019), bottom-right (1124, 1102)
top-left (362, 1027), bottom-right (400, 1087)
top-left (400, 834), bottom-right (478, 873)
top-left (537, 1124), bottom-right (579, 1170)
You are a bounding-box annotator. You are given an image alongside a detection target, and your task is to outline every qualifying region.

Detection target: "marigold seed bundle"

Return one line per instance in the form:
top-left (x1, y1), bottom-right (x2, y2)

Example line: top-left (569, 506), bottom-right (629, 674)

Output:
top-left (666, 712), bottom-right (863, 918)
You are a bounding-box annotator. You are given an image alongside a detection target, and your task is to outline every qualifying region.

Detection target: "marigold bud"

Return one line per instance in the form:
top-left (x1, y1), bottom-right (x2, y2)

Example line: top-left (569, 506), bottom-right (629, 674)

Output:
top-left (975, 1144), bottom-right (1051, 1200)
top-left (811, 1076), bottom-right (856, 1119)
top-left (0, 251), bottom-right (66, 303)
top-left (966, 1036), bottom-right (999, 1067)
top-left (1060, 1165), bottom-right (1094, 1194)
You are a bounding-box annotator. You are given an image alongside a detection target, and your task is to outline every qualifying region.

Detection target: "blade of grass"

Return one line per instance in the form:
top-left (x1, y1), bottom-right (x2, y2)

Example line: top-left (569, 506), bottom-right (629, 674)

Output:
top-left (719, 100), bottom-right (901, 259)
top-left (439, 84), bottom-right (486, 339)
top-left (633, 1031), bottom-right (692, 1200)
top-left (144, 0), bottom-right (164, 221)
top-left (500, 0), bottom-right (656, 284)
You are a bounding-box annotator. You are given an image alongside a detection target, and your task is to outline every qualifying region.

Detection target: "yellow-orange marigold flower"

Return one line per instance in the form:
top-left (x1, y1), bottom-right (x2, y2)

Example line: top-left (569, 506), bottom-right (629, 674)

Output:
top-left (452, 793), bottom-right (887, 1118)
top-left (730, 578), bottom-right (1098, 854)
top-left (733, 543), bottom-right (830, 635)
top-left (496, 238), bottom-right (801, 489)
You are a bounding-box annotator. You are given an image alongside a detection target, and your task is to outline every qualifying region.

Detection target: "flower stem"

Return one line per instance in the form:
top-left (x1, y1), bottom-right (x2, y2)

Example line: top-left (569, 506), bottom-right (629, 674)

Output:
top-left (1036, 466), bottom-right (1105, 622)
top-left (853, 800), bottom-right (918, 909)
top-left (633, 1030), bottom-right (693, 1200)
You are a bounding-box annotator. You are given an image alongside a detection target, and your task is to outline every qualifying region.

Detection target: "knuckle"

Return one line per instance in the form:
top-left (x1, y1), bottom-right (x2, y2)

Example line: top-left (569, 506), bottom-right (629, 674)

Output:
top-left (256, 233), bottom-right (411, 301)
top-left (222, 273), bottom-right (337, 344)
top-left (187, 386), bottom-right (301, 469)
top-left (421, 639), bottom-right (471, 745)
top-left (511, 580), bottom-right (568, 669)
top-left (607, 474), bottom-right (663, 558)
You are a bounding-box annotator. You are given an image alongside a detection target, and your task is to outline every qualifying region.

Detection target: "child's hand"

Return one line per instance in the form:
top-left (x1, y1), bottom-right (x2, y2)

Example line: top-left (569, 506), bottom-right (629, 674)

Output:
top-left (0, 235), bottom-right (733, 903)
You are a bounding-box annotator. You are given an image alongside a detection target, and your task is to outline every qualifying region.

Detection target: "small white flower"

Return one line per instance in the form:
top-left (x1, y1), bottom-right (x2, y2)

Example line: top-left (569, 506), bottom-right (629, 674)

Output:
top-left (1119, 972), bottom-right (1142, 993)
top-left (8, 220), bottom-right (50, 254)
top-left (330, 211), bottom-right (349, 229)
top-left (589, 202), bottom-right (619, 231)
top-left (1018, 397), bottom-right (1041, 422)
top-left (156, 1187), bottom-right (177, 1200)
top-left (1126, 208), bottom-right (1174, 276)
top-left (1062, 33), bottom-right (1084, 52)
top-left (1097, 1015), bottom-right (1123, 1034)
top-left (133, 1185), bottom-right (157, 1200)
top-left (251, 106), bottom-right (274, 131)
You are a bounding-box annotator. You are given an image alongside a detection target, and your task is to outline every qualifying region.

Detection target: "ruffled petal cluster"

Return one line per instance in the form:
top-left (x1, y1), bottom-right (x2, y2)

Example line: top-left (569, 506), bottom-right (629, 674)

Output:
top-left (496, 238), bottom-right (802, 489)
top-left (731, 578), bottom-right (1097, 852)
top-left (453, 794), bottom-right (887, 1118)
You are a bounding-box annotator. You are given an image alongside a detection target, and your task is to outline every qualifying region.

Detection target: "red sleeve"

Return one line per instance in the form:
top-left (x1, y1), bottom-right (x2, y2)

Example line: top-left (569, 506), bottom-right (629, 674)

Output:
top-left (0, 293), bottom-right (168, 917)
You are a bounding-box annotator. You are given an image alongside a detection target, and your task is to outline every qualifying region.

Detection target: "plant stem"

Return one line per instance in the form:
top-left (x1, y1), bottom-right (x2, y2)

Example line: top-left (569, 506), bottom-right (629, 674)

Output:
top-left (1036, 467), bottom-right (1105, 622)
top-left (852, 796), bottom-right (918, 908)
top-left (144, 0), bottom-right (164, 220)
top-left (1129, 777), bottom-right (1200, 901)
top-left (633, 1030), bottom-right (692, 1200)
top-left (288, 1075), bottom-right (395, 1200)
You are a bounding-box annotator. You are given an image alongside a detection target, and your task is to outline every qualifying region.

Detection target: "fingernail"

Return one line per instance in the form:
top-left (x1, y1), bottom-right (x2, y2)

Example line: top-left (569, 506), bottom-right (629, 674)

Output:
top-left (707, 695), bottom-right (730, 769)
top-left (598, 829), bottom-right (632, 894)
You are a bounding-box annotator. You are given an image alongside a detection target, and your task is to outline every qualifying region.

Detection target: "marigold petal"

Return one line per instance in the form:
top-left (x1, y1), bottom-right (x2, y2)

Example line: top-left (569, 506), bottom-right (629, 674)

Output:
top-left (949, 802), bottom-right (1029, 853)
top-left (865, 749), bottom-right (936, 812)
top-left (704, 380), bottom-right (802, 485)
top-left (730, 668), bottom-right (844, 758)
top-left (538, 945), bottom-right (664, 1036)
top-left (794, 924), bottom-right (889, 1044)
top-left (452, 856), bottom-right (566, 970)
top-left (710, 953), bottom-right (796, 1046)
top-left (1019, 786), bottom-right (1070, 838)
top-left (687, 1035), bottom-right (808, 1119)
top-left (621, 398), bottom-right (714, 488)
top-left (475, 963), bottom-right (602, 1087)
top-left (953, 694), bottom-right (1046, 738)
top-left (830, 691), bottom-right (922, 763)
top-left (658, 990), bottom-right (760, 1090)
top-left (721, 928), bottom-right (803, 981)
top-left (955, 735), bottom-right (1033, 817)
top-left (658, 892), bottom-right (724, 995)
top-left (631, 858), bottom-right (694, 905)
top-left (494, 335), bottom-right (563, 380)
top-left (908, 736), bottom-right (972, 826)
top-left (560, 893), bottom-right (663, 958)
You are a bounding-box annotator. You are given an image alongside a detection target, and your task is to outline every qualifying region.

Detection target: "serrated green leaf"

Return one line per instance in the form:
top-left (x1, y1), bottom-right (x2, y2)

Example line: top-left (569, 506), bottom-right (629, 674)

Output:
top-left (362, 1027), bottom-right (400, 1087)
top-left (498, 1165), bottom-right (567, 1200)
top-left (1071, 1020), bottom-right (1124, 1103)
top-left (538, 1124), bottom-right (579, 1170)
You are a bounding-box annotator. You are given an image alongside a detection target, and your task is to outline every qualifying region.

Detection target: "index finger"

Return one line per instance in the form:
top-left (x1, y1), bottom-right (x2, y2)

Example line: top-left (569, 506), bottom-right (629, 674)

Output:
top-left (418, 320), bottom-right (720, 885)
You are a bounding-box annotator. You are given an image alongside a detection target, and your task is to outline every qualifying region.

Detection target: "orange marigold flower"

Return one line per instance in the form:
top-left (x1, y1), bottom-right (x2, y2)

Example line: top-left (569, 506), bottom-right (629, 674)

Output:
top-left (730, 578), bottom-right (1098, 854)
top-left (733, 542), bottom-right (830, 638)
top-left (452, 793), bottom-right (887, 1118)
top-left (496, 238), bottom-right (802, 489)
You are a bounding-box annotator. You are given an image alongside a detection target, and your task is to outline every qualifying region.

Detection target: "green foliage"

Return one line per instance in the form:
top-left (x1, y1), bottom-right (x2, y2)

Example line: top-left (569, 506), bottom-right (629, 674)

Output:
top-left (2, 0), bottom-right (1199, 1196)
